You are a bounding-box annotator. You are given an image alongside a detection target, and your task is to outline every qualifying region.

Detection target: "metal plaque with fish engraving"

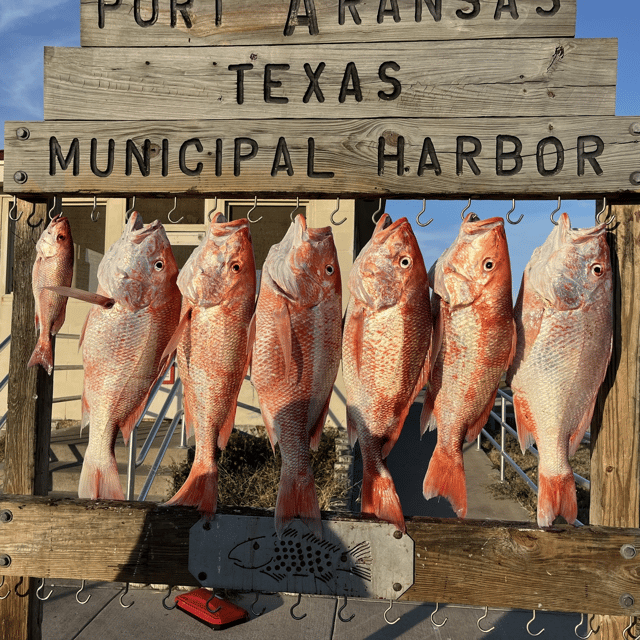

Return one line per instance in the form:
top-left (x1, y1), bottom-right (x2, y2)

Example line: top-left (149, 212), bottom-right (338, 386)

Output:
top-left (189, 514), bottom-right (414, 600)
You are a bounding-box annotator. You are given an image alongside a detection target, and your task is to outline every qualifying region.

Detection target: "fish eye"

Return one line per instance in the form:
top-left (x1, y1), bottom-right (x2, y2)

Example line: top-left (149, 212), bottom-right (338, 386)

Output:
top-left (232, 263), bottom-right (241, 273)
top-left (484, 259), bottom-right (494, 271)
top-left (57, 234), bottom-right (65, 241)
top-left (252, 542), bottom-right (260, 551)
top-left (592, 264), bottom-right (604, 276)
top-left (400, 256), bottom-right (412, 269)
top-left (154, 260), bottom-right (164, 272)
top-left (325, 265), bottom-right (334, 275)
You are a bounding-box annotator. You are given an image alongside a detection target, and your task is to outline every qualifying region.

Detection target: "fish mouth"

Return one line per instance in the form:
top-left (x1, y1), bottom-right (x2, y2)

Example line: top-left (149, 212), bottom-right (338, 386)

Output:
top-left (372, 215), bottom-right (407, 243)
top-left (462, 214), bottom-right (504, 235)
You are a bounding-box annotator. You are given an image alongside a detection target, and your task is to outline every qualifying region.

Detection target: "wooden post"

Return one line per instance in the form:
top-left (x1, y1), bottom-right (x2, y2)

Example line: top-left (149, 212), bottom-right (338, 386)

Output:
top-left (0, 200), bottom-right (54, 640)
top-left (592, 201), bottom-right (640, 639)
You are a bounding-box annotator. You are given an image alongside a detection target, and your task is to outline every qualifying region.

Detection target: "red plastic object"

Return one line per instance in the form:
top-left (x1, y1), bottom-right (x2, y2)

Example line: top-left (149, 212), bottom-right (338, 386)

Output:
top-left (174, 588), bottom-right (250, 630)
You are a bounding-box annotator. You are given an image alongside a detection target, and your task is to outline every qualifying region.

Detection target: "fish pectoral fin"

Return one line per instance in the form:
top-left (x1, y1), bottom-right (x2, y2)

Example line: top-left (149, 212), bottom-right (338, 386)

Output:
top-left (274, 298), bottom-right (293, 382)
top-left (161, 307), bottom-right (192, 363)
top-left (350, 306), bottom-right (366, 376)
top-left (45, 286), bottom-right (115, 308)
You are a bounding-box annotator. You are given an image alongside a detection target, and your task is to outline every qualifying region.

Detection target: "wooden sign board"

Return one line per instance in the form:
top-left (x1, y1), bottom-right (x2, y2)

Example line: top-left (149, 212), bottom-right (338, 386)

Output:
top-left (6, 116), bottom-right (640, 199)
top-left (44, 38), bottom-right (617, 121)
top-left (80, 0), bottom-right (576, 47)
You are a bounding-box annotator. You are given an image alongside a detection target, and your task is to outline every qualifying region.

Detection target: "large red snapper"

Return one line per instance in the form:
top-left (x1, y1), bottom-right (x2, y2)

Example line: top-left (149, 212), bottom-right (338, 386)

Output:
top-left (343, 214), bottom-right (431, 533)
top-left (251, 214), bottom-right (342, 539)
top-left (421, 214), bottom-right (516, 517)
top-left (164, 214), bottom-right (256, 518)
top-left (73, 212), bottom-right (181, 500)
top-left (507, 213), bottom-right (612, 527)
top-left (28, 215), bottom-right (74, 375)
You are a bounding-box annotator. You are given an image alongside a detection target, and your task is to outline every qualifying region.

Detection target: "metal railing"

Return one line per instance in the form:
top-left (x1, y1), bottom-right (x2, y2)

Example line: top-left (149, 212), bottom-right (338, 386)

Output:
top-left (478, 388), bottom-right (590, 527)
top-left (125, 360), bottom-right (186, 501)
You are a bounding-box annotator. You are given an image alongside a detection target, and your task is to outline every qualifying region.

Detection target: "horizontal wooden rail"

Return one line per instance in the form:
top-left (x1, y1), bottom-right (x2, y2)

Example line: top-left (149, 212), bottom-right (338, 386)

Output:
top-left (0, 496), bottom-right (638, 617)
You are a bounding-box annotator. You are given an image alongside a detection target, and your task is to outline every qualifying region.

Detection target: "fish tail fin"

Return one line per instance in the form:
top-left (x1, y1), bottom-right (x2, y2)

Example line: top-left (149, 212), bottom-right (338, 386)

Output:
top-left (165, 461), bottom-right (218, 519)
top-left (537, 470), bottom-right (577, 528)
top-left (27, 335), bottom-right (54, 375)
top-left (275, 468), bottom-right (322, 539)
top-left (78, 452), bottom-right (124, 500)
top-left (361, 466), bottom-right (405, 533)
top-left (422, 445), bottom-right (467, 518)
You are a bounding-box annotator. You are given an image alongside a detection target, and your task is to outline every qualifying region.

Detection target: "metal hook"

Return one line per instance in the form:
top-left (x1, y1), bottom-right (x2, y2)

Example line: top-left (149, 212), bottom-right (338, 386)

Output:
top-left (207, 197), bottom-right (219, 222)
top-left (383, 599), bottom-right (400, 625)
top-left (162, 585), bottom-right (177, 610)
top-left (205, 591), bottom-right (222, 614)
top-left (14, 578), bottom-right (29, 597)
top-left (431, 602), bottom-right (447, 628)
top-left (250, 592), bottom-right (265, 617)
top-left (550, 196), bottom-right (562, 226)
top-left (330, 198), bottom-right (346, 226)
top-left (624, 618), bottom-right (639, 640)
top-left (48, 196), bottom-right (58, 221)
top-left (8, 196), bottom-right (21, 222)
top-left (575, 613), bottom-right (593, 639)
top-left (290, 197), bottom-right (301, 222)
top-left (506, 198), bottom-right (524, 225)
top-left (26, 202), bottom-right (44, 229)
top-left (290, 593), bottom-right (307, 620)
top-left (461, 198), bottom-right (472, 220)
top-left (477, 606), bottom-right (495, 633)
top-left (125, 196), bottom-right (136, 223)
top-left (596, 197), bottom-right (615, 226)
top-left (247, 196), bottom-right (262, 223)
top-left (372, 199), bottom-right (384, 224)
top-left (119, 582), bottom-right (134, 609)
top-left (0, 576), bottom-right (9, 600)
top-left (526, 610), bottom-right (545, 637)
top-left (416, 199), bottom-right (433, 227)
top-left (36, 578), bottom-right (54, 601)
top-left (337, 595), bottom-right (355, 622)
top-left (167, 197), bottom-right (183, 224)
top-left (75, 580), bottom-right (91, 605)
top-left (91, 196), bottom-right (101, 222)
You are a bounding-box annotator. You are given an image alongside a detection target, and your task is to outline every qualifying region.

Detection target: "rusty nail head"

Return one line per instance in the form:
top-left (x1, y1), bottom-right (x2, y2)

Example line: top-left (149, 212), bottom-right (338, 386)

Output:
top-left (16, 127), bottom-right (30, 140)
top-left (631, 172), bottom-right (640, 186)
top-left (0, 511), bottom-right (12, 524)
top-left (621, 544), bottom-right (637, 560)
top-left (620, 594), bottom-right (635, 608)
top-left (630, 123), bottom-right (640, 136)
top-left (393, 583), bottom-right (402, 592)
top-left (0, 555), bottom-right (11, 568)
top-left (393, 531), bottom-right (403, 539)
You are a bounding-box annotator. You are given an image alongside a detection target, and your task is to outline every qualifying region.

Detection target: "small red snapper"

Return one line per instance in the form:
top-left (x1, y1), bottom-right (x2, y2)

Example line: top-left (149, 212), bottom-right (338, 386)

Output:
top-left (507, 213), bottom-right (612, 527)
top-left (343, 214), bottom-right (431, 533)
top-left (62, 212), bottom-right (181, 500)
top-left (165, 214), bottom-right (256, 518)
top-left (421, 214), bottom-right (516, 517)
top-left (28, 215), bottom-right (74, 375)
top-left (251, 215), bottom-right (342, 539)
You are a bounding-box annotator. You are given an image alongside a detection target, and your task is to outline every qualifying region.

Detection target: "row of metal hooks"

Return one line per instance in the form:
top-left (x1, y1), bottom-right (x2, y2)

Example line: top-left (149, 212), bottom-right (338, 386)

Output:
top-left (7, 194), bottom-right (617, 230)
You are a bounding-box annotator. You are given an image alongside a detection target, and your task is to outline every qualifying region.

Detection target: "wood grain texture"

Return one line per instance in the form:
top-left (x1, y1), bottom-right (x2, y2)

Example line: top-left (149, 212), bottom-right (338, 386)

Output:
top-left (0, 201), bottom-right (55, 640)
top-left (43, 39), bottom-right (617, 121)
top-left (5, 116), bottom-right (640, 198)
top-left (80, 0), bottom-right (577, 47)
top-left (0, 497), bottom-right (639, 616)
top-left (591, 202), bottom-right (640, 640)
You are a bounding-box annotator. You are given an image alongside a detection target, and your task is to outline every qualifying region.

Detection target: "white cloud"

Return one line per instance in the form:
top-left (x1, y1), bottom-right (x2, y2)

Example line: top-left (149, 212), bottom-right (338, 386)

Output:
top-left (0, 0), bottom-right (71, 33)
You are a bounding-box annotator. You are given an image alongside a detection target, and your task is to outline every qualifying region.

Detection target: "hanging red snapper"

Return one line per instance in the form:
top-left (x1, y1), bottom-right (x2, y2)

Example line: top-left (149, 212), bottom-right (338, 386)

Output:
top-left (421, 214), bottom-right (516, 518)
top-left (507, 213), bottom-right (612, 527)
top-left (251, 215), bottom-right (342, 539)
top-left (28, 215), bottom-right (74, 375)
top-left (70, 212), bottom-right (181, 500)
top-left (343, 214), bottom-right (431, 533)
top-left (165, 214), bottom-right (256, 518)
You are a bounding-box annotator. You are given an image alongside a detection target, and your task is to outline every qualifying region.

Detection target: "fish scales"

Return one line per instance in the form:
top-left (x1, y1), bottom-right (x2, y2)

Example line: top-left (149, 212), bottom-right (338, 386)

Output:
top-left (343, 214), bottom-right (431, 533)
top-left (166, 215), bottom-right (256, 518)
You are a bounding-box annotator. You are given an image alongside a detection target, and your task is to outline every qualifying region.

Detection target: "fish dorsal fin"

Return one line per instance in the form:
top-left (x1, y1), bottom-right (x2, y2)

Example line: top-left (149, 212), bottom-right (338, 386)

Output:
top-left (161, 307), bottom-right (192, 363)
top-left (273, 298), bottom-right (293, 382)
top-left (45, 286), bottom-right (115, 308)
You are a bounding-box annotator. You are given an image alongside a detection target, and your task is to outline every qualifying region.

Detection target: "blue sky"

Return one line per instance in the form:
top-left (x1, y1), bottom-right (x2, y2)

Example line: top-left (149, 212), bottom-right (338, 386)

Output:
top-left (0, 0), bottom-right (638, 286)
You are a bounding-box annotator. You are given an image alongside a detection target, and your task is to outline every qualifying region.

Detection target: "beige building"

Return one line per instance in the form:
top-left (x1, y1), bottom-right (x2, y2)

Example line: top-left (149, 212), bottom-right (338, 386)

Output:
top-left (0, 155), bottom-right (379, 433)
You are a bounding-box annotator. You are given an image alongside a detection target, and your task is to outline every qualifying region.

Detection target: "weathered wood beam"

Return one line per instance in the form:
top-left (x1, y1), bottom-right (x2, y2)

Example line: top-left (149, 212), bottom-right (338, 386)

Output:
top-left (0, 497), bottom-right (639, 617)
top-left (0, 200), bottom-right (54, 640)
top-left (591, 201), bottom-right (640, 639)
